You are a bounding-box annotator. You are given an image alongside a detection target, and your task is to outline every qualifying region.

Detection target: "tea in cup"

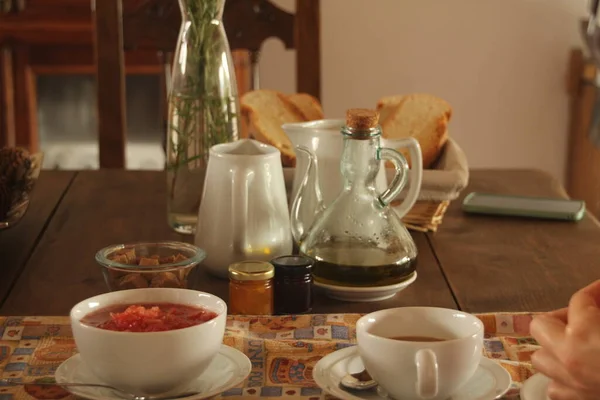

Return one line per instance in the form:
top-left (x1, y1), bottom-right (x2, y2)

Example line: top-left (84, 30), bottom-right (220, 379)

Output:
top-left (356, 307), bottom-right (483, 400)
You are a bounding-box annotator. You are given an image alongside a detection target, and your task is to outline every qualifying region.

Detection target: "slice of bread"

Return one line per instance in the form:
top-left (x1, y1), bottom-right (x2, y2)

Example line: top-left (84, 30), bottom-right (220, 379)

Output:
top-left (376, 95), bottom-right (406, 122)
top-left (287, 93), bottom-right (324, 121)
top-left (377, 94), bottom-right (453, 121)
top-left (378, 93), bottom-right (452, 169)
top-left (240, 90), bottom-right (305, 167)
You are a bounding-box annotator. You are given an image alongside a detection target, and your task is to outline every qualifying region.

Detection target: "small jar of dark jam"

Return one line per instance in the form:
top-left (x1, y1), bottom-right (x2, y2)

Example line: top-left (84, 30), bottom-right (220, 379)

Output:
top-left (271, 255), bottom-right (313, 315)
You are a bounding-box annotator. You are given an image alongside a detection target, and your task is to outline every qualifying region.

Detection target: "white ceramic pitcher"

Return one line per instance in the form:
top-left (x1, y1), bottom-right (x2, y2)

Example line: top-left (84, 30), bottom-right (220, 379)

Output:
top-left (194, 139), bottom-right (293, 278)
top-left (282, 119), bottom-right (389, 207)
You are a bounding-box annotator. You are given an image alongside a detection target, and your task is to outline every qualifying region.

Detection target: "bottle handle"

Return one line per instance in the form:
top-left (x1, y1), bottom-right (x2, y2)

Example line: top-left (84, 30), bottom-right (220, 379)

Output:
top-left (415, 349), bottom-right (439, 399)
top-left (377, 137), bottom-right (423, 218)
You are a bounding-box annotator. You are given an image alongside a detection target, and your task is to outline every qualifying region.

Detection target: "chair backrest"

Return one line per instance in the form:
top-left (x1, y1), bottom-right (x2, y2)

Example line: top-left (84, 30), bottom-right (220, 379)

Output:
top-left (93, 0), bottom-right (321, 168)
top-left (224, 0), bottom-right (321, 99)
top-left (93, 0), bottom-right (127, 169)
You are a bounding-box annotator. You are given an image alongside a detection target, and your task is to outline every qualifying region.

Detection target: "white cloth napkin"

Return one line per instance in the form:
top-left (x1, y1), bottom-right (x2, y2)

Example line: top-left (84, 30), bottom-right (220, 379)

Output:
top-left (393, 138), bottom-right (469, 202)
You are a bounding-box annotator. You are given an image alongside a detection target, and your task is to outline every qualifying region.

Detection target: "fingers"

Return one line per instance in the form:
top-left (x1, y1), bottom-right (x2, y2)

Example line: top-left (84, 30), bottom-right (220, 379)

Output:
top-left (531, 349), bottom-right (575, 388)
top-left (533, 280), bottom-right (600, 400)
top-left (547, 280), bottom-right (600, 327)
top-left (580, 280), bottom-right (600, 305)
top-left (568, 289), bottom-right (600, 328)
top-left (547, 379), bottom-right (576, 400)
top-left (530, 315), bottom-right (566, 350)
top-left (546, 308), bottom-right (568, 324)
top-left (547, 379), bottom-right (597, 400)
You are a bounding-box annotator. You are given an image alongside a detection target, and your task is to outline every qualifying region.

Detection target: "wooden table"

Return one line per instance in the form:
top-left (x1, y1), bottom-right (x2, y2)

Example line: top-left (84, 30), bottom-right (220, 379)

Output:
top-left (1, 169), bottom-right (599, 316)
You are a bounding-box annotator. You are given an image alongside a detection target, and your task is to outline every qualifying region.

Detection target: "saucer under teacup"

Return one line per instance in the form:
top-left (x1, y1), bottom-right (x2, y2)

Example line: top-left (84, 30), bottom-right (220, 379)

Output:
top-left (314, 272), bottom-right (417, 302)
top-left (55, 345), bottom-right (251, 400)
top-left (313, 346), bottom-right (512, 400)
top-left (520, 373), bottom-right (550, 400)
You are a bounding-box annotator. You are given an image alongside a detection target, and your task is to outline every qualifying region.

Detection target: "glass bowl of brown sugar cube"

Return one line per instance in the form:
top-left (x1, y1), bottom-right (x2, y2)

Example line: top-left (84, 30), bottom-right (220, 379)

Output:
top-left (95, 241), bottom-right (206, 291)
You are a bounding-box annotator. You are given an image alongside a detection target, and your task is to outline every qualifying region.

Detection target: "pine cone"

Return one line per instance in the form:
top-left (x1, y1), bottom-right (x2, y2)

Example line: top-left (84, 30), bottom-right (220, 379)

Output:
top-left (0, 147), bottom-right (31, 189)
top-left (0, 176), bottom-right (11, 220)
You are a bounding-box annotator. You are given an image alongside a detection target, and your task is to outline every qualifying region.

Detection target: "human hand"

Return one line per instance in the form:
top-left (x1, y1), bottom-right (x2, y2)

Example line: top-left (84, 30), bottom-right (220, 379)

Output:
top-left (530, 280), bottom-right (600, 400)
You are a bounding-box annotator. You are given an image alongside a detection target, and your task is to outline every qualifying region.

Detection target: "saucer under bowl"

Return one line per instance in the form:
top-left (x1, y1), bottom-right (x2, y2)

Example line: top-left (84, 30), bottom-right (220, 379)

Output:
top-left (55, 345), bottom-right (251, 400)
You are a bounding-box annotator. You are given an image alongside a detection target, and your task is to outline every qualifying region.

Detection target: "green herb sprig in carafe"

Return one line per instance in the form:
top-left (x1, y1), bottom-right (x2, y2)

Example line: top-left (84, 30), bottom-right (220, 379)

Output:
top-left (166, 0), bottom-right (240, 234)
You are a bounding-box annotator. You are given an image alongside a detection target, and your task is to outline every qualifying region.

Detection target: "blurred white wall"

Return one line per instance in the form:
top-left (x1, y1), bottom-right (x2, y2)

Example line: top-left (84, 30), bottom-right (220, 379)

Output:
top-left (260, 0), bottom-right (589, 183)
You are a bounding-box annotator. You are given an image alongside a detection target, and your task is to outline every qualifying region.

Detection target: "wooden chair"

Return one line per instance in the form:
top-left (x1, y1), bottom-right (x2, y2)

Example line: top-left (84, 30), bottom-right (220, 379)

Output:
top-left (93, 0), bottom-right (321, 168)
top-left (567, 21), bottom-right (600, 219)
top-left (566, 48), bottom-right (600, 219)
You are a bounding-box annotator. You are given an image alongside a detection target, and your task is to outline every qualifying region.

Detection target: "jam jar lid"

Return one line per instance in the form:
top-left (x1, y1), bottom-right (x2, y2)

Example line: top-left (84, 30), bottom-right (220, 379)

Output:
top-left (228, 261), bottom-right (274, 281)
top-left (270, 255), bottom-right (313, 276)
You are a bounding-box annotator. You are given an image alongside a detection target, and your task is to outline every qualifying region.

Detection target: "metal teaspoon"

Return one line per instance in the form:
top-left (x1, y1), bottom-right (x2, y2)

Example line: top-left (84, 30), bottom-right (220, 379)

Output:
top-left (340, 369), bottom-right (378, 391)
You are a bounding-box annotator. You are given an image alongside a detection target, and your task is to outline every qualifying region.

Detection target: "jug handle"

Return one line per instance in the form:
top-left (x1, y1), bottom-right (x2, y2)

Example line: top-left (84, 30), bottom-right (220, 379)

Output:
top-left (378, 137), bottom-right (423, 218)
top-left (232, 167), bottom-right (252, 255)
top-left (290, 146), bottom-right (325, 244)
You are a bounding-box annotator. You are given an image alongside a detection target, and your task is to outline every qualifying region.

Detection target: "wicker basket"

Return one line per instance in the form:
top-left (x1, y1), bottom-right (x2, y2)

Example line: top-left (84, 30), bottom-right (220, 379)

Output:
top-left (0, 152), bottom-right (44, 230)
top-left (398, 200), bottom-right (451, 233)
top-left (389, 138), bottom-right (469, 232)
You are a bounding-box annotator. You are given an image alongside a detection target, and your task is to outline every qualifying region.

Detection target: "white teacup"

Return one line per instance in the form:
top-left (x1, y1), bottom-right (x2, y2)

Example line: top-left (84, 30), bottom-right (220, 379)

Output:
top-left (356, 307), bottom-right (484, 400)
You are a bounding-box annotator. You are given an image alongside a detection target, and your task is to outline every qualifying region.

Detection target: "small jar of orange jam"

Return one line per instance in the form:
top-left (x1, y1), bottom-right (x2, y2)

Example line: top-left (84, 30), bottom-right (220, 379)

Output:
top-left (228, 261), bottom-right (274, 315)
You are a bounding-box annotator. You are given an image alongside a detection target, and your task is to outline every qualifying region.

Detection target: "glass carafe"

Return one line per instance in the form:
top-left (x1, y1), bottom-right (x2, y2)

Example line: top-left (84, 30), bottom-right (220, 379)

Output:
top-left (166, 0), bottom-right (240, 235)
top-left (297, 109), bottom-right (423, 287)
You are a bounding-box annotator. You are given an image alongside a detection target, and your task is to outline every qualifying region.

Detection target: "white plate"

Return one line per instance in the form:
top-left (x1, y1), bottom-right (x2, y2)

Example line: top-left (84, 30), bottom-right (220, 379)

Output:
top-left (313, 345), bottom-right (512, 400)
top-left (55, 345), bottom-right (251, 400)
top-left (520, 373), bottom-right (550, 400)
top-left (314, 272), bottom-right (417, 302)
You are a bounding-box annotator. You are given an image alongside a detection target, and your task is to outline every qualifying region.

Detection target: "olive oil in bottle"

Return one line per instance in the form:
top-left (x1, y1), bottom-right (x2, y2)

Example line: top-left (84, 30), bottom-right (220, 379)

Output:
top-left (303, 242), bottom-right (416, 287)
top-left (294, 109), bottom-right (421, 290)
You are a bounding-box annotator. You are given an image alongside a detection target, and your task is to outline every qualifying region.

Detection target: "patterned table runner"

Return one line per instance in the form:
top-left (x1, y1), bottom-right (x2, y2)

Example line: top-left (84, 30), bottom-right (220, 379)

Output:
top-left (0, 313), bottom-right (540, 399)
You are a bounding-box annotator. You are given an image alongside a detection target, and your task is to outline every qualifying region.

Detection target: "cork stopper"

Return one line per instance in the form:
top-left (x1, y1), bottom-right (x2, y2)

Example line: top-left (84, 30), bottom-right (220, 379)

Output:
top-left (346, 109), bottom-right (379, 130)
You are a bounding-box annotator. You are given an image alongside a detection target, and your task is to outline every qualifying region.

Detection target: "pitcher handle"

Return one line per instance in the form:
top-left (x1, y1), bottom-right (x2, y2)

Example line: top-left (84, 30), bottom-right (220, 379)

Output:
top-left (290, 146), bottom-right (325, 244)
top-left (232, 167), bottom-right (252, 255)
top-left (377, 137), bottom-right (423, 218)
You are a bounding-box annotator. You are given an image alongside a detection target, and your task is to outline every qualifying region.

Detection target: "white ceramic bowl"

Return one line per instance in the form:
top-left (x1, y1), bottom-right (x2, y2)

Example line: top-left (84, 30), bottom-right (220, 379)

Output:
top-left (70, 288), bottom-right (227, 395)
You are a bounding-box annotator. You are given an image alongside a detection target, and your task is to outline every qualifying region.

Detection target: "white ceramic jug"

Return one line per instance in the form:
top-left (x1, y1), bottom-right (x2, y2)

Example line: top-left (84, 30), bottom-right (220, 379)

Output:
top-left (282, 119), bottom-right (389, 207)
top-left (194, 139), bottom-right (293, 278)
